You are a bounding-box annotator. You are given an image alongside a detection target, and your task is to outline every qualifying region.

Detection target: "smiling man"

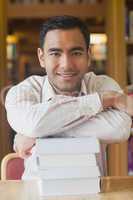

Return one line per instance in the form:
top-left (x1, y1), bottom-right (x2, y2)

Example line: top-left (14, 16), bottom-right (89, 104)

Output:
top-left (38, 28), bottom-right (90, 94)
top-left (5, 16), bottom-right (132, 179)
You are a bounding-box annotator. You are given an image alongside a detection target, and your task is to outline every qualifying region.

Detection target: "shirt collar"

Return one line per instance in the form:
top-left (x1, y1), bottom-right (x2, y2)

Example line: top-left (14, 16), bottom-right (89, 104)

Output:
top-left (42, 76), bottom-right (56, 102)
top-left (80, 78), bottom-right (87, 96)
top-left (42, 75), bottom-right (88, 102)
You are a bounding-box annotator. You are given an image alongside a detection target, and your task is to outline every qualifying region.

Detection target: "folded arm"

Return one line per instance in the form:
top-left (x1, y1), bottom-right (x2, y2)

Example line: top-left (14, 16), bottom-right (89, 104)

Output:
top-left (14, 107), bottom-right (132, 158)
top-left (5, 75), bottom-right (133, 157)
top-left (5, 85), bottom-right (102, 138)
top-left (67, 108), bottom-right (132, 143)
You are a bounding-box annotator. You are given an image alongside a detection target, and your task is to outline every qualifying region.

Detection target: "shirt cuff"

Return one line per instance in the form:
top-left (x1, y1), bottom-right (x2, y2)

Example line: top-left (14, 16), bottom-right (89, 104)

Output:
top-left (77, 93), bottom-right (103, 117)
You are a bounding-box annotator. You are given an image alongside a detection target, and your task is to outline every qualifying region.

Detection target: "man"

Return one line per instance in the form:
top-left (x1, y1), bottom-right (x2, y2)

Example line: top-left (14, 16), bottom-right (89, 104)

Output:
top-left (5, 16), bottom-right (132, 179)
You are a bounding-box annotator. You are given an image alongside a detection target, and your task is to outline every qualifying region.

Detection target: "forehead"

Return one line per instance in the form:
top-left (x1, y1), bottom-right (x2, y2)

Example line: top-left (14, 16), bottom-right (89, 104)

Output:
top-left (44, 28), bottom-right (86, 49)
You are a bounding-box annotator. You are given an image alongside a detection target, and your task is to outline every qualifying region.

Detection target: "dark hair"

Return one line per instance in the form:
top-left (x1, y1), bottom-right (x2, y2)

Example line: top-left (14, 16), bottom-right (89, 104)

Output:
top-left (39, 15), bottom-right (90, 49)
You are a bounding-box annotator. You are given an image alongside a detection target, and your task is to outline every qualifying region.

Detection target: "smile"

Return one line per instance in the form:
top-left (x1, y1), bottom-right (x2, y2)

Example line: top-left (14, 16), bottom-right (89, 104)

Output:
top-left (56, 72), bottom-right (77, 80)
top-left (57, 72), bottom-right (77, 76)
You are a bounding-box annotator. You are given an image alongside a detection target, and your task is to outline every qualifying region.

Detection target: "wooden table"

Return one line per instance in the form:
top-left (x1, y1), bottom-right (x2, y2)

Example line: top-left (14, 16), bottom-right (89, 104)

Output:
top-left (1, 176), bottom-right (133, 200)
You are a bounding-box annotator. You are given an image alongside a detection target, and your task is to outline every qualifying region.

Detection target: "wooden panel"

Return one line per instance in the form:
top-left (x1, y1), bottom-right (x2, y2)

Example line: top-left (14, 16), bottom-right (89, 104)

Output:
top-left (105, 0), bottom-right (128, 176)
top-left (105, 0), bottom-right (127, 87)
top-left (101, 176), bottom-right (133, 192)
top-left (7, 3), bottom-right (105, 19)
top-left (0, 0), bottom-right (12, 162)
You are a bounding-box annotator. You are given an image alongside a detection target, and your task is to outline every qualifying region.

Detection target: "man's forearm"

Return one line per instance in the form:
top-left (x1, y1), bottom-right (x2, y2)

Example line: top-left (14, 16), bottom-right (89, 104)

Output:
top-left (6, 84), bottom-right (133, 138)
top-left (6, 93), bottom-right (102, 138)
top-left (66, 109), bottom-right (132, 143)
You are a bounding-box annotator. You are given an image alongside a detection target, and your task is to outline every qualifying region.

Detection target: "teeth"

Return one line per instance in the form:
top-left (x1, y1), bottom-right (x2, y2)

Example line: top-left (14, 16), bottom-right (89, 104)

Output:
top-left (57, 73), bottom-right (76, 76)
top-left (63, 74), bottom-right (73, 76)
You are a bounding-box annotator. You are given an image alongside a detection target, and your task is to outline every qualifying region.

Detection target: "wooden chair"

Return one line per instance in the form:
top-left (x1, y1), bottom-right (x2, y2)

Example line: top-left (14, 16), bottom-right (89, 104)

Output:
top-left (1, 153), bottom-right (24, 180)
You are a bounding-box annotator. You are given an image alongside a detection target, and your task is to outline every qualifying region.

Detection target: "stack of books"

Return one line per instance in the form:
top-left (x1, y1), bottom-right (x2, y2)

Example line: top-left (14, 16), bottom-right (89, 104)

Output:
top-left (35, 137), bottom-right (101, 196)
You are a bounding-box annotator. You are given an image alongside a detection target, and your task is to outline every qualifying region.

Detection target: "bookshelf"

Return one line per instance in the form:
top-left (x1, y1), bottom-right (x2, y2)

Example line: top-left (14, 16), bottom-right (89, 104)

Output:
top-left (0, 0), bottom-right (12, 163)
top-left (125, 0), bottom-right (133, 88)
top-left (7, 1), bottom-right (105, 19)
top-left (125, 0), bottom-right (133, 176)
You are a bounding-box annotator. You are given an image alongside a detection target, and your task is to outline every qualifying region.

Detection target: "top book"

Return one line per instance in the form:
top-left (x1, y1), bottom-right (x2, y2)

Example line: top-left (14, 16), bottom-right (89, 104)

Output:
top-left (36, 137), bottom-right (100, 155)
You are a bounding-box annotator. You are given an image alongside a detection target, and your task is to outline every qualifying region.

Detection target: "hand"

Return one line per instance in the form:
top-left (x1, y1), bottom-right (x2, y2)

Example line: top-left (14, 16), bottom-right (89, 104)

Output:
top-left (99, 91), bottom-right (124, 109)
top-left (99, 91), bottom-right (133, 116)
top-left (14, 134), bottom-right (36, 159)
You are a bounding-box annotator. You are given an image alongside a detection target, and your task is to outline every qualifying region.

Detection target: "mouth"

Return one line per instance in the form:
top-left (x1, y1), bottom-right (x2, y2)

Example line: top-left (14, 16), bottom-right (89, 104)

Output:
top-left (56, 72), bottom-right (77, 79)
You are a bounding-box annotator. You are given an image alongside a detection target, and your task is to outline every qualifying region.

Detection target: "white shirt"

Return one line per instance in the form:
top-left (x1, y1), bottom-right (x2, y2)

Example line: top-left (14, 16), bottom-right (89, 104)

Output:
top-left (5, 72), bottom-right (132, 179)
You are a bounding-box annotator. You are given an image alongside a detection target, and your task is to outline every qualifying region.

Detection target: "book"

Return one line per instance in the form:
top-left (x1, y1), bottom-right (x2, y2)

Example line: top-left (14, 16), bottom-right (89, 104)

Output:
top-left (127, 55), bottom-right (133, 84)
top-left (36, 137), bottom-right (101, 196)
top-left (129, 11), bottom-right (133, 40)
top-left (36, 137), bottom-right (100, 155)
top-left (36, 154), bottom-right (97, 168)
top-left (38, 178), bottom-right (100, 196)
top-left (39, 166), bottom-right (100, 179)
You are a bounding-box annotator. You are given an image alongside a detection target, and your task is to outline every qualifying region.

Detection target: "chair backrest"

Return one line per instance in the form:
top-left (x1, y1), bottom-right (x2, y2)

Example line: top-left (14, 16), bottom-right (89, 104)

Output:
top-left (1, 153), bottom-right (24, 180)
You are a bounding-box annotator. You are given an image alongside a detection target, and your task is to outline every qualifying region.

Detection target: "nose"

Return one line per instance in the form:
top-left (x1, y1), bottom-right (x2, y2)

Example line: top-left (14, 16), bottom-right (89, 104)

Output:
top-left (60, 54), bottom-right (73, 70)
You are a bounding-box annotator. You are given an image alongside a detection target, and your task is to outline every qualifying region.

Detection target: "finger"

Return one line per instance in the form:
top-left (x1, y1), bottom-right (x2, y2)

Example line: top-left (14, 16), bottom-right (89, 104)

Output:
top-left (19, 151), bottom-right (31, 159)
top-left (19, 147), bottom-right (33, 159)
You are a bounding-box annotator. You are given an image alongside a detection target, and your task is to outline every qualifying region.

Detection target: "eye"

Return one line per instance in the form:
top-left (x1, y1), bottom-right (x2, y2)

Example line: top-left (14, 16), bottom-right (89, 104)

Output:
top-left (72, 51), bottom-right (83, 56)
top-left (50, 52), bottom-right (61, 57)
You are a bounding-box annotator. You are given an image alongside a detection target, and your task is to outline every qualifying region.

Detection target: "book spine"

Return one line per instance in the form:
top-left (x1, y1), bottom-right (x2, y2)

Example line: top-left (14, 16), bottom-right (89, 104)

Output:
top-left (36, 138), bottom-right (100, 154)
top-left (127, 55), bottom-right (133, 84)
top-left (38, 166), bottom-right (100, 179)
top-left (129, 11), bottom-right (133, 40)
top-left (36, 154), bottom-right (97, 168)
top-left (38, 178), bottom-right (100, 196)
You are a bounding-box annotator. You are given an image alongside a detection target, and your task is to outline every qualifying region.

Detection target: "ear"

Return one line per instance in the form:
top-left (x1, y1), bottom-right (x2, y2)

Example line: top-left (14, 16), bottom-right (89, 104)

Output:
top-left (37, 48), bottom-right (45, 68)
top-left (87, 48), bottom-right (91, 67)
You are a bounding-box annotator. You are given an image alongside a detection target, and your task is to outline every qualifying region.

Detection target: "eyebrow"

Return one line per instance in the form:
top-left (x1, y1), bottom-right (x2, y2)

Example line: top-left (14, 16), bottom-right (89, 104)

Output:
top-left (48, 46), bottom-right (85, 53)
top-left (69, 47), bottom-right (85, 52)
top-left (48, 48), bottom-right (62, 53)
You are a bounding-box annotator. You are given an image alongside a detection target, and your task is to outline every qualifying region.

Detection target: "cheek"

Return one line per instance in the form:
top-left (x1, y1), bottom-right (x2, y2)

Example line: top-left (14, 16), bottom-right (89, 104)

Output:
top-left (45, 67), bottom-right (53, 76)
top-left (44, 60), bottom-right (56, 75)
top-left (76, 60), bottom-right (89, 72)
top-left (46, 57), bottom-right (59, 68)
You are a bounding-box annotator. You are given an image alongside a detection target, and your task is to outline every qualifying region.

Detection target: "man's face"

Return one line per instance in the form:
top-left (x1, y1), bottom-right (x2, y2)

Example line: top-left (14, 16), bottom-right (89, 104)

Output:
top-left (38, 28), bottom-right (90, 93)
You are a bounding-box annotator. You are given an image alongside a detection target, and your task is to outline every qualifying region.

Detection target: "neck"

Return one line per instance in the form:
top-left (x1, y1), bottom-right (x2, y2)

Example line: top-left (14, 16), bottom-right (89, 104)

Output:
top-left (49, 81), bottom-right (80, 97)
